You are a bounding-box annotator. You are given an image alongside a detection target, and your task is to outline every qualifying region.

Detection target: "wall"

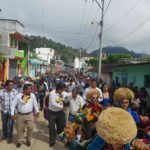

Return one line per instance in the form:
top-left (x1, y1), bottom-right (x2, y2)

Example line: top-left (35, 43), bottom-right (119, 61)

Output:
top-left (0, 20), bottom-right (24, 55)
top-left (113, 64), bottom-right (150, 94)
top-left (35, 48), bottom-right (54, 64)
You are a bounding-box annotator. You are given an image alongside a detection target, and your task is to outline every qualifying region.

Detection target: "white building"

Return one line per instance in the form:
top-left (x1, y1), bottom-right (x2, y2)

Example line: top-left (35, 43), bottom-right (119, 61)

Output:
top-left (35, 48), bottom-right (54, 65)
top-left (74, 56), bottom-right (80, 69)
top-left (74, 56), bottom-right (94, 70)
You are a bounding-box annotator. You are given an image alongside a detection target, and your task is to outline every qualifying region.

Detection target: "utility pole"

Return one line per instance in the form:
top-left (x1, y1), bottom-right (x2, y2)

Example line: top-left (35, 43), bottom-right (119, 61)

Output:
top-left (87, 0), bottom-right (105, 82)
top-left (79, 48), bottom-right (82, 73)
top-left (97, 0), bottom-right (105, 82)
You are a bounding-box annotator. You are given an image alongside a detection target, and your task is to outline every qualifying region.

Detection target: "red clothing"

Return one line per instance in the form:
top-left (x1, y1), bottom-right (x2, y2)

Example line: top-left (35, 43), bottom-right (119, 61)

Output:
top-left (86, 102), bottom-right (102, 112)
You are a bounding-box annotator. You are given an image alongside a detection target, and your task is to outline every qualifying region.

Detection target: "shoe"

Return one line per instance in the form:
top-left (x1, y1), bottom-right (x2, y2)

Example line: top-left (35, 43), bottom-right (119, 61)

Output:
top-left (49, 141), bottom-right (55, 147)
top-left (26, 140), bottom-right (31, 147)
top-left (7, 138), bottom-right (12, 144)
top-left (16, 143), bottom-right (21, 148)
top-left (0, 136), bottom-right (7, 141)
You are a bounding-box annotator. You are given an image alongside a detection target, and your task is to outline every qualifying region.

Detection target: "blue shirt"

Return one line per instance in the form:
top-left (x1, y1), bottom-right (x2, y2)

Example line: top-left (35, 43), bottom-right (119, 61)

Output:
top-left (127, 108), bottom-right (140, 123)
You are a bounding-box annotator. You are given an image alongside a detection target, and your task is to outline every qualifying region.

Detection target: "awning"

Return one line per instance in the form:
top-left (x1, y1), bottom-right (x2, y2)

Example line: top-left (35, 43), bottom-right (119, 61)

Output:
top-left (30, 59), bottom-right (43, 65)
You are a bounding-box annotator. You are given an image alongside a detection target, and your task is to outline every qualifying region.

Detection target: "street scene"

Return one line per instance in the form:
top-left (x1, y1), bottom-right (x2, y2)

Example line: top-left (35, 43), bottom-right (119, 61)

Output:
top-left (0, 0), bottom-right (150, 150)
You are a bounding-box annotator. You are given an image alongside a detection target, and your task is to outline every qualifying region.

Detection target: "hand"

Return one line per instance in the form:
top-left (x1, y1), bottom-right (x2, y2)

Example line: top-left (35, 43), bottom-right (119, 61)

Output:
top-left (64, 122), bottom-right (75, 142)
top-left (35, 112), bottom-right (40, 118)
top-left (131, 139), bottom-right (150, 150)
top-left (11, 115), bottom-right (16, 120)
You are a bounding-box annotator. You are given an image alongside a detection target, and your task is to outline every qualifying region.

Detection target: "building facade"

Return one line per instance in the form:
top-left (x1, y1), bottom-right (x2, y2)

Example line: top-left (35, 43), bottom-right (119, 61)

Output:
top-left (113, 62), bottom-right (150, 94)
top-left (0, 19), bottom-right (30, 80)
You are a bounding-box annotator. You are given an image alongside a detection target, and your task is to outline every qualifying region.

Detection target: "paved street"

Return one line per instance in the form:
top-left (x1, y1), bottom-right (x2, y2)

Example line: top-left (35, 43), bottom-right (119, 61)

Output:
top-left (0, 112), bottom-right (67, 150)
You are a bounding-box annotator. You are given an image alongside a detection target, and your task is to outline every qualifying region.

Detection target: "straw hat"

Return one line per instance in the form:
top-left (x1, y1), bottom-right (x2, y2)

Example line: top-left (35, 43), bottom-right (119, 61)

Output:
top-left (96, 107), bottom-right (137, 144)
top-left (113, 87), bottom-right (134, 101)
top-left (86, 89), bottom-right (100, 102)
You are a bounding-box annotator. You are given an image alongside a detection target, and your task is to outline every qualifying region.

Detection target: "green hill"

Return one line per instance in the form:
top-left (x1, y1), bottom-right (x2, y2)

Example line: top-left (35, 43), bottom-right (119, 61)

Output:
top-left (89, 46), bottom-right (148, 58)
top-left (27, 35), bottom-right (79, 63)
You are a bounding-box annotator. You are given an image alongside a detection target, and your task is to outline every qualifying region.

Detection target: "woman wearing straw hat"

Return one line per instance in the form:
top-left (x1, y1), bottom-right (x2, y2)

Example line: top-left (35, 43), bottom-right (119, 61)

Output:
top-left (113, 87), bottom-right (140, 124)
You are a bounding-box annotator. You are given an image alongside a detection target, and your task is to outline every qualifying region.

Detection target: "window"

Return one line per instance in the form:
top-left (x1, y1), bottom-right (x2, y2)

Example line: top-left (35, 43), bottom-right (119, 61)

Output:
top-left (144, 75), bottom-right (150, 88)
top-left (9, 36), bottom-right (17, 48)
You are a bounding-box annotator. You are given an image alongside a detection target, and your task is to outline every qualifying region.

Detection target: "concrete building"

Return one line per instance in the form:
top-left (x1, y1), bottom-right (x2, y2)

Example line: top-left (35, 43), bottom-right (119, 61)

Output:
top-left (35, 48), bottom-right (54, 65)
top-left (74, 56), bottom-right (80, 69)
top-left (0, 19), bottom-right (30, 80)
top-left (112, 62), bottom-right (150, 95)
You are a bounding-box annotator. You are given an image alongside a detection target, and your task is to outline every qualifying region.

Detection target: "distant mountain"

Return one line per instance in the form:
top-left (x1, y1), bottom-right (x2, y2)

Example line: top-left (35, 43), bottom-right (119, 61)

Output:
top-left (89, 46), bottom-right (149, 58)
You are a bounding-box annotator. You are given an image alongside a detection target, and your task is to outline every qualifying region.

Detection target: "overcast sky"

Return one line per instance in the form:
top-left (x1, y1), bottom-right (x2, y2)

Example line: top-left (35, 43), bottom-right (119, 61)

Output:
top-left (1, 0), bottom-right (150, 54)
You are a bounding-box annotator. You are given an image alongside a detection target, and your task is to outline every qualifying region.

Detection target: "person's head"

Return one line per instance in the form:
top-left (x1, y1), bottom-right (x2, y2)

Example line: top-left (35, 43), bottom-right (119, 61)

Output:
top-left (86, 89), bottom-right (100, 103)
top-left (96, 107), bottom-right (137, 146)
top-left (120, 98), bottom-right (130, 110)
top-left (101, 83), bottom-right (109, 92)
top-left (113, 87), bottom-right (134, 110)
top-left (72, 88), bottom-right (79, 99)
top-left (23, 84), bottom-right (32, 95)
top-left (69, 79), bottom-right (73, 84)
top-left (56, 83), bottom-right (66, 95)
top-left (90, 78), bottom-right (97, 88)
top-left (5, 80), bottom-right (13, 91)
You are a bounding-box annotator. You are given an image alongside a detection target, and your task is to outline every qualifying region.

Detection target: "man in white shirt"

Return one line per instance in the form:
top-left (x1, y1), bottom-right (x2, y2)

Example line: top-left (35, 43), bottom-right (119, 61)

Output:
top-left (11, 84), bottom-right (39, 148)
top-left (48, 83), bottom-right (66, 147)
top-left (83, 78), bottom-right (103, 102)
top-left (65, 88), bottom-right (85, 122)
top-left (0, 80), bottom-right (18, 143)
top-left (67, 79), bottom-right (75, 92)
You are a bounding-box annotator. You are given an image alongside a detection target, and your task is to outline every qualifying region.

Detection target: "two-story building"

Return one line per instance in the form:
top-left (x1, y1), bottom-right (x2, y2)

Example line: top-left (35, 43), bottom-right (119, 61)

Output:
top-left (0, 19), bottom-right (30, 81)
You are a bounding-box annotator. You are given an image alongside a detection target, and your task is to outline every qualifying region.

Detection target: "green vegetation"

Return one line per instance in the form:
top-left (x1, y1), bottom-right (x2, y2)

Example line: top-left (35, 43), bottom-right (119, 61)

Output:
top-left (90, 46), bottom-right (147, 58)
top-left (86, 54), bottom-right (132, 66)
top-left (0, 55), bottom-right (6, 63)
top-left (26, 35), bottom-right (79, 63)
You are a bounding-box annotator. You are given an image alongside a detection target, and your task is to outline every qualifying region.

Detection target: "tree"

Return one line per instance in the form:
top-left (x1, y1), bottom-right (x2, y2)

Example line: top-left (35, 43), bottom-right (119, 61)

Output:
top-left (102, 54), bottom-right (132, 64)
top-left (26, 35), bottom-right (79, 63)
top-left (86, 54), bottom-right (132, 67)
top-left (85, 58), bottom-right (98, 66)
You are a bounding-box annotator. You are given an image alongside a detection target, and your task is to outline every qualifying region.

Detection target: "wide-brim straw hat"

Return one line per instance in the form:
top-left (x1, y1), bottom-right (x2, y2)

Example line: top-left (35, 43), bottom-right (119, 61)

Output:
top-left (86, 89), bottom-right (100, 101)
top-left (96, 107), bottom-right (137, 144)
top-left (113, 87), bottom-right (134, 101)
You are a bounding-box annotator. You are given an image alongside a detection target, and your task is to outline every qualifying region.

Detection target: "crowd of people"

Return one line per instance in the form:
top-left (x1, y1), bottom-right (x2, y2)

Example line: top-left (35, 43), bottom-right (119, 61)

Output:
top-left (0, 71), bottom-right (150, 149)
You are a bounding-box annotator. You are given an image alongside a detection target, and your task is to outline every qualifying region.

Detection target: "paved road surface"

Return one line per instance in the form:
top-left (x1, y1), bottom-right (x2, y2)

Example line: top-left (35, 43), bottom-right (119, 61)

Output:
top-left (0, 112), bottom-right (67, 150)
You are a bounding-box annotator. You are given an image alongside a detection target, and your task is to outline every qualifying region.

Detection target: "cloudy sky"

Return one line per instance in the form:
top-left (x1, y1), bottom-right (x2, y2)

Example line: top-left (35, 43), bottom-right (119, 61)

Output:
top-left (1, 0), bottom-right (150, 54)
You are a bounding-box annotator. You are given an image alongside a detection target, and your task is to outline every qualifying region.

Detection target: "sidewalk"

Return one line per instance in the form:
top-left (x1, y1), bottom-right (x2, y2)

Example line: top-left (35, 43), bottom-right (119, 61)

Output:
top-left (0, 112), bottom-right (67, 150)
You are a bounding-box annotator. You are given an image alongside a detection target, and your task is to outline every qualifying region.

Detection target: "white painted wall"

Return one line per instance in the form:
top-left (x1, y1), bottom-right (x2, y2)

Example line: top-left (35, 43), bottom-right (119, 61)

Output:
top-left (74, 57), bottom-right (80, 69)
top-left (35, 48), bottom-right (54, 64)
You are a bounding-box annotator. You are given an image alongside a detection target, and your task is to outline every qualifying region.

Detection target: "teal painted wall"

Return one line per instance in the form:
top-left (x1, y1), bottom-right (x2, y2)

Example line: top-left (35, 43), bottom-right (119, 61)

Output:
top-left (113, 64), bottom-right (150, 94)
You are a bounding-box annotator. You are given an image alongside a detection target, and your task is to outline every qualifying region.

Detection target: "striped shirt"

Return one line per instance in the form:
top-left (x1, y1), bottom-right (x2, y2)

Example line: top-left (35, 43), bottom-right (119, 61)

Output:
top-left (0, 88), bottom-right (18, 113)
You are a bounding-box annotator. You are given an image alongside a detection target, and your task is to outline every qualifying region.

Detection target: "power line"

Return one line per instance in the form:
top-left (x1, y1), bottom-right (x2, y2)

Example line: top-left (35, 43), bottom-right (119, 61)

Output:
top-left (105, 0), bottom-right (141, 32)
top-left (25, 24), bottom-right (99, 35)
top-left (77, 0), bottom-right (94, 48)
top-left (119, 14), bottom-right (150, 43)
top-left (104, 0), bottom-right (111, 16)
top-left (78, 0), bottom-right (87, 35)
top-left (85, 26), bottom-right (99, 50)
top-left (81, 0), bottom-right (112, 50)
top-left (78, 7), bottom-right (100, 48)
